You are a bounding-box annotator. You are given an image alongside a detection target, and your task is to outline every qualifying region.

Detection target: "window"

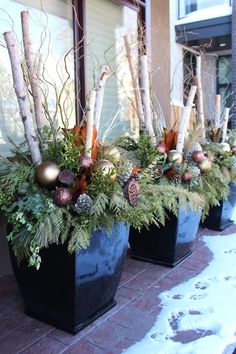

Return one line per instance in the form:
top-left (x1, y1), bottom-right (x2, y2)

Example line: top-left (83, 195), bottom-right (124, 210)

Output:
top-left (86, 0), bottom-right (139, 141)
top-left (0, 0), bottom-right (75, 155)
top-left (179, 0), bottom-right (231, 19)
top-left (217, 55), bottom-right (232, 121)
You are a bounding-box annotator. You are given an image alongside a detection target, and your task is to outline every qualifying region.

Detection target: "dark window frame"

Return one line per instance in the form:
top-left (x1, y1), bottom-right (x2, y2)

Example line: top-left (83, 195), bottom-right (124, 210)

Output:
top-left (72, 0), bottom-right (146, 124)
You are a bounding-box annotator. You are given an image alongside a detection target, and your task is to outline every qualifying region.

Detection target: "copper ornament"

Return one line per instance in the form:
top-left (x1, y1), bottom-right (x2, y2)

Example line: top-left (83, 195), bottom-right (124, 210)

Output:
top-left (36, 161), bottom-right (60, 187)
top-left (94, 159), bottom-right (117, 180)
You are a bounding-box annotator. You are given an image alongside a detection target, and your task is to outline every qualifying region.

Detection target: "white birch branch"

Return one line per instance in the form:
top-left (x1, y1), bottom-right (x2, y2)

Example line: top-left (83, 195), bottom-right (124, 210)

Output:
top-left (194, 56), bottom-right (205, 137)
top-left (85, 90), bottom-right (96, 157)
top-left (176, 85), bottom-right (197, 153)
top-left (140, 55), bottom-right (155, 143)
top-left (4, 31), bottom-right (42, 165)
top-left (94, 64), bottom-right (111, 131)
top-left (124, 34), bottom-right (145, 125)
top-left (21, 11), bottom-right (45, 134)
top-left (221, 107), bottom-right (230, 143)
top-left (214, 94), bottom-right (221, 129)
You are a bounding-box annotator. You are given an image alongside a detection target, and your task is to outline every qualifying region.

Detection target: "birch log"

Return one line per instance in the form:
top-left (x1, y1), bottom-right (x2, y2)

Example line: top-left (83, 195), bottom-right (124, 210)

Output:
top-left (195, 56), bottom-right (205, 136)
top-left (94, 64), bottom-right (111, 131)
top-left (124, 35), bottom-right (145, 125)
top-left (85, 90), bottom-right (96, 157)
top-left (214, 94), bottom-right (221, 129)
top-left (21, 11), bottom-right (45, 134)
top-left (140, 55), bottom-right (155, 142)
top-left (4, 31), bottom-right (42, 165)
top-left (176, 85), bottom-right (197, 153)
top-left (221, 107), bottom-right (230, 143)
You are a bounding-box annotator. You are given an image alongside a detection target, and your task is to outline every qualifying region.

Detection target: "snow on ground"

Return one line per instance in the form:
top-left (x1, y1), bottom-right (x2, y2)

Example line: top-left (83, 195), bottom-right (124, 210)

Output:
top-left (176, 4), bottom-right (232, 25)
top-left (124, 233), bottom-right (236, 354)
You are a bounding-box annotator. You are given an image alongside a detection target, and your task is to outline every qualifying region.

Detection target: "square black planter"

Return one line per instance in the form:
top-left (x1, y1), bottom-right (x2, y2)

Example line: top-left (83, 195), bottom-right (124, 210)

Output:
top-left (129, 207), bottom-right (201, 267)
top-left (9, 223), bottom-right (129, 334)
top-left (202, 183), bottom-right (236, 231)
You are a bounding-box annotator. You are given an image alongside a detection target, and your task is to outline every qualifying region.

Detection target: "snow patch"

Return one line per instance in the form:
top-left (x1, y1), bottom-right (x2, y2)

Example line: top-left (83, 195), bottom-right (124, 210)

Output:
top-left (124, 233), bottom-right (236, 354)
top-left (176, 4), bottom-right (232, 25)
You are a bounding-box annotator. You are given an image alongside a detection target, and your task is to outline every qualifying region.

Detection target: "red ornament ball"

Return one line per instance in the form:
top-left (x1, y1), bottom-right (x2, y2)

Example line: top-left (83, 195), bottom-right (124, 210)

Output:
top-left (182, 171), bottom-right (192, 183)
top-left (53, 187), bottom-right (73, 206)
top-left (191, 150), bottom-right (205, 163)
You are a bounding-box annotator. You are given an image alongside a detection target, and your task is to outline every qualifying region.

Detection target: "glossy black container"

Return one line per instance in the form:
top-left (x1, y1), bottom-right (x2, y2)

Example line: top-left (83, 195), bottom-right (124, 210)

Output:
top-left (202, 183), bottom-right (236, 231)
top-left (10, 223), bottom-right (129, 334)
top-left (129, 207), bottom-right (201, 267)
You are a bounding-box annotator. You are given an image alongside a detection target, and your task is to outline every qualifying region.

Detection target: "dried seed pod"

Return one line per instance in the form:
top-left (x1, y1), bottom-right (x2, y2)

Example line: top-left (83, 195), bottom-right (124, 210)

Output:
top-left (124, 179), bottom-right (140, 206)
top-left (58, 169), bottom-right (75, 185)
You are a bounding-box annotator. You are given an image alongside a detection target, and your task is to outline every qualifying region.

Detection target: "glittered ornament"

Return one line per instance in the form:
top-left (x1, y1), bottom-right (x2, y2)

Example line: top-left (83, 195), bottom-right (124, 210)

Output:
top-left (94, 159), bottom-right (117, 180)
top-left (124, 179), bottom-right (140, 206)
top-left (103, 145), bottom-right (121, 164)
top-left (220, 142), bottom-right (231, 153)
top-left (182, 171), bottom-right (192, 183)
top-left (198, 158), bottom-right (212, 173)
top-left (228, 137), bottom-right (236, 147)
top-left (188, 164), bottom-right (201, 177)
top-left (153, 165), bottom-right (163, 180)
top-left (53, 187), bottom-right (73, 206)
top-left (167, 150), bottom-right (183, 164)
top-left (36, 161), bottom-right (60, 187)
top-left (156, 145), bottom-right (166, 154)
top-left (80, 155), bottom-right (93, 169)
top-left (184, 143), bottom-right (202, 160)
top-left (191, 150), bottom-right (205, 163)
top-left (75, 193), bottom-right (93, 214)
top-left (58, 169), bottom-right (75, 185)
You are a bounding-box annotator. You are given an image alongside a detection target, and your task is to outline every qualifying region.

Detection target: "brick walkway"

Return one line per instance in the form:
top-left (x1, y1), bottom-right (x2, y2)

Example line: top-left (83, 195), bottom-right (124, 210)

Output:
top-left (0, 226), bottom-right (236, 354)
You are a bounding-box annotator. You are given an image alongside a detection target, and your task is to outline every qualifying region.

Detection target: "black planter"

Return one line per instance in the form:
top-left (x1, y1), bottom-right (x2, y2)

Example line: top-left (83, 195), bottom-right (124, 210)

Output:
top-left (202, 183), bottom-right (236, 231)
top-left (129, 207), bottom-right (201, 267)
top-left (10, 223), bottom-right (129, 334)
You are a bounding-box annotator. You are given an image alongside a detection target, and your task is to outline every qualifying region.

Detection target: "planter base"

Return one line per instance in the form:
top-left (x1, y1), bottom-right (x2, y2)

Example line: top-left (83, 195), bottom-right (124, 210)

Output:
top-left (9, 223), bottom-right (129, 334)
top-left (129, 207), bottom-right (201, 267)
top-left (202, 183), bottom-right (236, 231)
top-left (25, 300), bottom-right (116, 334)
top-left (131, 251), bottom-right (192, 268)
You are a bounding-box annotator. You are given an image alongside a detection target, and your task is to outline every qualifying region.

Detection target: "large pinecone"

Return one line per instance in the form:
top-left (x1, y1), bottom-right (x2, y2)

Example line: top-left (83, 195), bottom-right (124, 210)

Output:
top-left (117, 162), bottom-right (133, 186)
top-left (184, 143), bottom-right (202, 160)
top-left (124, 179), bottom-right (140, 206)
top-left (75, 193), bottom-right (93, 214)
top-left (53, 187), bottom-right (73, 206)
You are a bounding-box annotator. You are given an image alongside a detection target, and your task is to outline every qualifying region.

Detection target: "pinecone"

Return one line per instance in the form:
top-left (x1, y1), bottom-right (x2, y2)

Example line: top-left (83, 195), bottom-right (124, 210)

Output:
top-left (75, 193), bottom-right (93, 214)
top-left (58, 169), bottom-right (75, 185)
top-left (171, 174), bottom-right (182, 184)
top-left (152, 165), bottom-right (163, 180)
top-left (184, 143), bottom-right (202, 160)
top-left (117, 162), bottom-right (133, 186)
top-left (53, 187), bottom-right (73, 206)
top-left (80, 155), bottom-right (93, 169)
top-left (124, 179), bottom-right (140, 206)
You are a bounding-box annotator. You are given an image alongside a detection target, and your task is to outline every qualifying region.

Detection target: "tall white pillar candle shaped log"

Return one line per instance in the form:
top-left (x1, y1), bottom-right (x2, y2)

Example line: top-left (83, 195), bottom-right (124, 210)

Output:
top-left (195, 55), bottom-right (205, 136)
top-left (221, 107), bottom-right (230, 143)
top-left (94, 64), bottom-right (111, 131)
top-left (214, 94), bottom-right (221, 129)
top-left (124, 34), bottom-right (145, 125)
top-left (4, 31), bottom-right (42, 165)
top-left (176, 85), bottom-right (197, 153)
top-left (140, 55), bottom-right (155, 143)
top-left (85, 90), bottom-right (96, 157)
top-left (21, 11), bottom-right (45, 134)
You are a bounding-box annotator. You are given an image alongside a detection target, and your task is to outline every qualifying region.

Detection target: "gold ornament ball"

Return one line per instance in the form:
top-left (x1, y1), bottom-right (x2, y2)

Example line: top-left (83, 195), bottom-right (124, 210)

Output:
top-left (36, 161), bottom-right (60, 187)
top-left (103, 145), bottom-right (121, 164)
top-left (220, 142), bottom-right (231, 153)
top-left (94, 159), bottom-right (117, 180)
top-left (198, 158), bottom-right (212, 173)
top-left (167, 150), bottom-right (183, 164)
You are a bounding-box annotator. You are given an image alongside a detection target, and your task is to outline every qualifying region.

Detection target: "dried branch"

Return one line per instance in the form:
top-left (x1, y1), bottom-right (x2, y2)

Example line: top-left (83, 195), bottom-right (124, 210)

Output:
top-left (94, 64), bottom-right (111, 131)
